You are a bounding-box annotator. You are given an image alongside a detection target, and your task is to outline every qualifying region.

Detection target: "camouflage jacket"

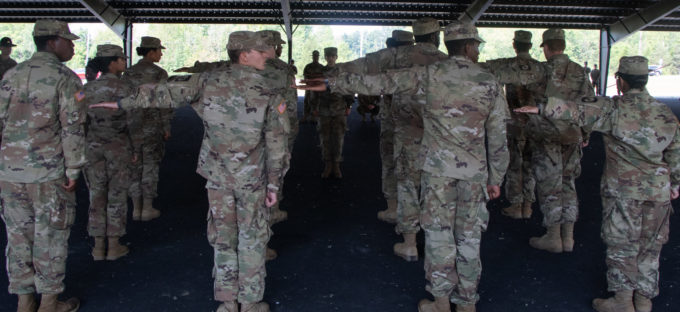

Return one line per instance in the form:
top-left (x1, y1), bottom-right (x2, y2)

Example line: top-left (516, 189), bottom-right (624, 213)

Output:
top-left (0, 52), bottom-right (86, 182)
top-left (84, 73), bottom-right (142, 154)
top-left (0, 57), bottom-right (17, 80)
top-left (488, 54), bottom-right (594, 143)
top-left (121, 64), bottom-right (290, 192)
top-left (316, 64), bottom-right (354, 117)
top-left (302, 61), bottom-right (325, 79)
top-left (180, 60), bottom-right (231, 73)
top-left (262, 58), bottom-right (297, 122)
top-left (330, 55), bottom-right (510, 186)
top-left (543, 89), bottom-right (680, 201)
top-left (122, 59), bottom-right (173, 136)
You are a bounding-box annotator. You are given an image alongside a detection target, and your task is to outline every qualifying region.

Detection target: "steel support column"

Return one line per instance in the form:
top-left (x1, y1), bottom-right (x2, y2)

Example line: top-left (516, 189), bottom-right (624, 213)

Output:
top-left (458, 0), bottom-right (494, 23)
top-left (280, 0), bottom-right (293, 63)
top-left (599, 28), bottom-right (610, 96)
top-left (124, 21), bottom-right (133, 67)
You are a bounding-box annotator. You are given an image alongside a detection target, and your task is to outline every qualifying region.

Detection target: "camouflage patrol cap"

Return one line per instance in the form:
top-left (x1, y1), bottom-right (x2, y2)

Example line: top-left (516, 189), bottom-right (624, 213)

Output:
top-left (324, 47), bottom-right (338, 56)
top-left (226, 31), bottom-right (271, 51)
top-left (96, 44), bottom-right (127, 58)
top-left (392, 30), bottom-right (414, 43)
top-left (513, 30), bottom-right (532, 44)
top-left (139, 36), bottom-right (166, 49)
top-left (0, 37), bottom-right (16, 47)
top-left (618, 56), bottom-right (649, 76)
top-left (32, 19), bottom-right (80, 40)
top-left (540, 28), bottom-right (565, 47)
top-left (443, 20), bottom-right (485, 43)
top-left (260, 30), bottom-right (286, 45)
top-left (412, 17), bottom-right (441, 36)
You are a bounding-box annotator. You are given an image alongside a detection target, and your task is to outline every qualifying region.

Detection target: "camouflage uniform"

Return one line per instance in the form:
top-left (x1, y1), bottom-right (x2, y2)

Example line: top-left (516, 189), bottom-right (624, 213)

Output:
top-left (120, 31), bottom-right (289, 304)
top-left (357, 94), bottom-right (380, 121)
top-left (0, 37), bottom-right (17, 79)
top-left (122, 52), bottom-right (173, 202)
top-left (0, 59), bottom-right (17, 80)
top-left (263, 57), bottom-right (298, 154)
top-left (0, 26), bottom-right (86, 295)
top-left (328, 22), bottom-right (509, 305)
top-left (83, 71), bottom-right (142, 237)
top-left (315, 60), bottom-right (353, 164)
top-left (541, 57), bottom-right (680, 299)
top-left (302, 53), bottom-right (324, 120)
top-left (380, 94), bottom-right (397, 200)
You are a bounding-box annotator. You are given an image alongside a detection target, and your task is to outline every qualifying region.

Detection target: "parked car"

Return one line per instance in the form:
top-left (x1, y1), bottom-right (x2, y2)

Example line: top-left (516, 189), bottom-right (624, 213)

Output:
top-left (648, 65), bottom-right (662, 76)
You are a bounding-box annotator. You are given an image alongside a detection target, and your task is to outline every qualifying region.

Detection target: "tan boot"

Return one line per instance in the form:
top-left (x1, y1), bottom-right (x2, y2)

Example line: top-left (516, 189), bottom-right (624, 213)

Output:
top-left (332, 162), bottom-right (342, 179)
top-left (131, 196), bottom-right (142, 221)
top-left (418, 296), bottom-right (451, 312)
top-left (216, 301), bottom-right (238, 312)
top-left (321, 161), bottom-right (333, 178)
top-left (106, 236), bottom-right (129, 261)
top-left (92, 237), bottom-right (105, 261)
top-left (522, 201), bottom-right (533, 219)
top-left (592, 290), bottom-right (635, 312)
top-left (501, 203), bottom-right (522, 219)
top-left (241, 301), bottom-right (269, 312)
top-left (394, 233), bottom-right (418, 262)
top-left (37, 294), bottom-right (79, 312)
top-left (561, 222), bottom-right (575, 252)
top-left (140, 197), bottom-right (160, 221)
top-left (17, 293), bottom-right (37, 312)
top-left (529, 225), bottom-right (563, 253)
top-left (266, 247), bottom-right (277, 261)
top-left (377, 199), bottom-right (397, 224)
top-left (634, 291), bottom-right (652, 312)
top-left (455, 304), bottom-right (476, 312)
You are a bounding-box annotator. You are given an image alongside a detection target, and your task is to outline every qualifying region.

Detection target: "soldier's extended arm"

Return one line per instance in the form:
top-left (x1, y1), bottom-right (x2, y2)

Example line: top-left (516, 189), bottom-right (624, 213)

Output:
top-left (337, 48), bottom-right (396, 75)
top-left (663, 126), bottom-right (680, 193)
top-left (486, 85), bottom-right (511, 187)
top-left (329, 67), bottom-right (423, 97)
top-left (117, 74), bottom-right (205, 114)
top-left (483, 58), bottom-right (547, 86)
top-left (542, 96), bottom-right (615, 134)
top-left (264, 94), bottom-right (291, 193)
top-left (58, 76), bottom-right (88, 181)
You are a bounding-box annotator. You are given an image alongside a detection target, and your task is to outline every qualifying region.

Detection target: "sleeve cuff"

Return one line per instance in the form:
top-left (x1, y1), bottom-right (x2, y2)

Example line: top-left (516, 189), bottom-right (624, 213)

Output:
top-left (66, 168), bottom-right (80, 181)
top-left (267, 183), bottom-right (279, 192)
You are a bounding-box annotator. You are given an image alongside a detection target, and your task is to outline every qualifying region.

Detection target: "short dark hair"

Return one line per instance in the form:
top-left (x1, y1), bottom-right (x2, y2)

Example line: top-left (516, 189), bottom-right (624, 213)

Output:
top-left (514, 41), bottom-right (532, 53)
top-left (227, 49), bottom-right (247, 62)
top-left (90, 56), bottom-right (121, 74)
top-left (616, 72), bottom-right (648, 89)
top-left (136, 47), bottom-right (158, 57)
top-left (543, 39), bottom-right (565, 52)
top-left (444, 39), bottom-right (477, 56)
top-left (34, 35), bottom-right (59, 51)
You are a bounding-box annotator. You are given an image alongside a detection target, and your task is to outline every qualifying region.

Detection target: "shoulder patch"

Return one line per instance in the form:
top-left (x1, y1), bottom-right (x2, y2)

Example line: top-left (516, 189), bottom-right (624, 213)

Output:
top-left (581, 96), bottom-right (598, 103)
top-left (277, 100), bottom-right (287, 115)
top-left (74, 91), bottom-right (85, 102)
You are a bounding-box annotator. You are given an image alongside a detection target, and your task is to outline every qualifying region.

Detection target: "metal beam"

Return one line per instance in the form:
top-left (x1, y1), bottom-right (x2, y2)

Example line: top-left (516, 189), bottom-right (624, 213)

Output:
top-left (458, 0), bottom-right (494, 23)
top-left (124, 21), bottom-right (133, 67)
top-left (607, 0), bottom-right (680, 44)
top-left (598, 28), bottom-right (610, 96)
top-left (280, 0), bottom-right (294, 63)
top-left (77, 0), bottom-right (128, 40)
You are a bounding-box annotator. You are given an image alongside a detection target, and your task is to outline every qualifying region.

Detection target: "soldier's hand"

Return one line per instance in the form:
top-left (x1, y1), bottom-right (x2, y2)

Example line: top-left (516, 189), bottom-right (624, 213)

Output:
top-left (514, 106), bottom-right (539, 114)
top-left (487, 185), bottom-right (501, 200)
top-left (164, 131), bottom-right (171, 141)
top-left (582, 140), bottom-right (589, 148)
top-left (345, 108), bottom-right (351, 116)
top-left (90, 102), bottom-right (119, 110)
top-left (672, 187), bottom-right (679, 200)
top-left (62, 178), bottom-right (77, 192)
top-left (265, 191), bottom-right (278, 208)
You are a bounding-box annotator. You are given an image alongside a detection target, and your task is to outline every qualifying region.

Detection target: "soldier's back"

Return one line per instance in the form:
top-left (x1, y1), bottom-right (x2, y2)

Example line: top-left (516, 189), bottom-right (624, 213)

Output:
top-left (84, 73), bottom-right (135, 139)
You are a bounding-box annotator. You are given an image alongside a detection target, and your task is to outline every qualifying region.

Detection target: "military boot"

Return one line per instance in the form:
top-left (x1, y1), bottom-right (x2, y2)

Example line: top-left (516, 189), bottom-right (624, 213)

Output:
top-left (131, 196), bottom-right (142, 221)
top-left (321, 161), bottom-right (333, 178)
top-left (561, 222), bottom-right (575, 252)
top-left (394, 233), bottom-right (418, 262)
top-left (377, 199), bottom-right (397, 224)
top-left (92, 237), bottom-right (105, 261)
top-left (37, 294), bottom-right (79, 312)
top-left (266, 247), bottom-right (277, 261)
top-left (522, 201), bottom-right (533, 219)
top-left (634, 291), bottom-right (652, 312)
top-left (216, 301), bottom-right (238, 312)
top-left (241, 301), bottom-right (269, 312)
top-left (140, 197), bottom-right (161, 221)
top-left (106, 236), bottom-right (129, 261)
top-left (332, 162), bottom-right (342, 179)
top-left (417, 296), bottom-right (450, 312)
top-left (17, 293), bottom-right (37, 312)
top-left (592, 290), bottom-right (634, 312)
top-left (455, 304), bottom-right (475, 312)
top-left (501, 203), bottom-right (522, 219)
top-left (529, 224), bottom-right (563, 253)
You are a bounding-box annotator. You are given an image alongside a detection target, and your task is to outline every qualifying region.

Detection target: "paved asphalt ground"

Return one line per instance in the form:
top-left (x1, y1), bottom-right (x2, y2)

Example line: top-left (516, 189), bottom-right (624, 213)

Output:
top-left (1, 96), bottom-right (679, 311)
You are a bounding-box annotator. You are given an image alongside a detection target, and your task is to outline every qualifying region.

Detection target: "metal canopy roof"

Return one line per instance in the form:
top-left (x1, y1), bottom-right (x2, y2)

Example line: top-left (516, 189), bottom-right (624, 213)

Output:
top-left (1, 0), bottom-right (679, 31)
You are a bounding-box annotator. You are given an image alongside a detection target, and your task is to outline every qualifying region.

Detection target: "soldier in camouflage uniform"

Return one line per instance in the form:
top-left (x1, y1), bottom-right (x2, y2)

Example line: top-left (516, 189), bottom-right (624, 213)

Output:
top-left (299, 21), bottom-right (509, 312)
top-left (83, 44), bottom-right (143, 262)
top-left (487, 28), bottom-right (593, 253)
top-left (517, 56), bottom-right (680, 312)
top-left (0, 19), bottom-right (84, 312)
top-left (357, 94), bottom-right (380, 122)
top-left (0, 37), bottom-right (18, 79)
top-left (315, 47), bottom-right (354, 179)
top-left (301, 50), bottom-right (324, 123)
top-left (122, 36), bottom-right (172, 222)
top-left (93, 30), bottom-right (289, 312)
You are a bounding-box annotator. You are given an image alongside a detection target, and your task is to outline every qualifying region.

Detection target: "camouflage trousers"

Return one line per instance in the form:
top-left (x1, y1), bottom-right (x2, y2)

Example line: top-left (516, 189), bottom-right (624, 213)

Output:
top-left (303, 91), bottom-right (316, 117)
top-left (420, 173), bottom-right (489, 305)
top-left (84, 140), bottom-right (131, 237)
top-left (504, 135), bottom-right (536, 204)
top-left (287, 97), bottom-right (299, 150)
top-left (318, 115), bottom-right (346, 162)
top-left (532, 142), bottom-right (581, 227)
top-left (394, 124), bottom-right (424, 235)
top-left (379, 96), bottom-right (397, 200)
top-left (601, 196), bottom-right (671, 298)
top-left (0, 179), bottom-right (76, 295)
top-left (129, 133), bottom-right (164, 199)
top-left (206, 180), bottom-right (271, 304)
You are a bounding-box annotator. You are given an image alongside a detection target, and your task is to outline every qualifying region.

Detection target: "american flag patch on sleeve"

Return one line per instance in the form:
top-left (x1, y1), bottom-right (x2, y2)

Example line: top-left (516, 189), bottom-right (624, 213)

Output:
top-left (277, 100), bottom-right (287, 115)
top-left (74, 91), bottom-right (85, 102)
